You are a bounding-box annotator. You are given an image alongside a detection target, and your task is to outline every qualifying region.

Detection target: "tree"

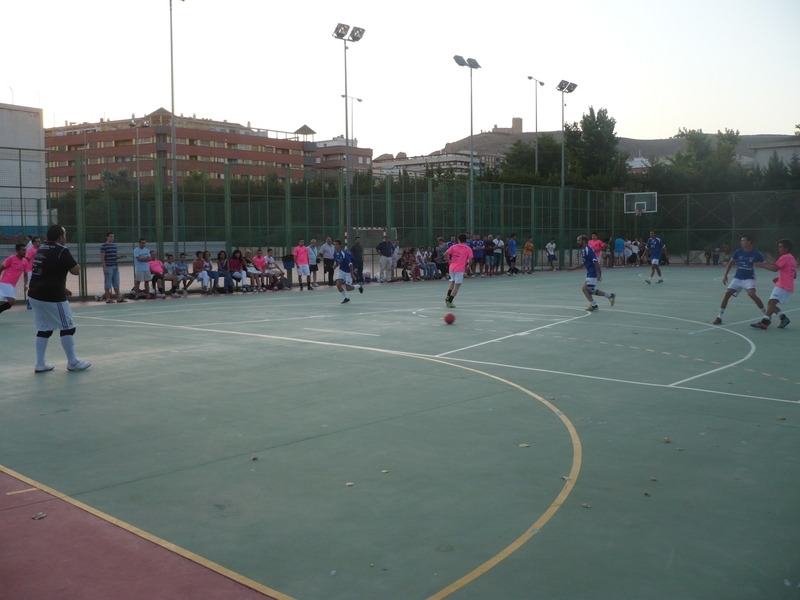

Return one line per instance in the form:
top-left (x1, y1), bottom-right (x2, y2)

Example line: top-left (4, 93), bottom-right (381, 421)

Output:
top-left (496, 135), bottom-right (561, 186)
top-left (563, 107), bottom-right (628, 189)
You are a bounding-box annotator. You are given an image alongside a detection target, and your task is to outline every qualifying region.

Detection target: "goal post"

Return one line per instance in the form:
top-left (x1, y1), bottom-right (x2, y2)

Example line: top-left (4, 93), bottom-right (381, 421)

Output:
top-left (348, 227), bottom-right (396, 282)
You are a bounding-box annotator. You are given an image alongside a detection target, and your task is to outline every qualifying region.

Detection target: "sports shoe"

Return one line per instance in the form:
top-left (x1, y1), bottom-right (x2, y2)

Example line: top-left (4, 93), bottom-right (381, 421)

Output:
top-left (777, 316), bottom-right (790, 329)
top-left (117, 298), bottom-right (128, 303)
top-left (656, 279), bottom-right (663, 284)
top-left (358, 285), bottom-right (364, 294)
top-left (750, 321), bottom-right (769, 330)
top-left (585, 305), bottom-right (598, 312)
top-left (446, 301), bottom-right (456, 308)
top-left (299, 284), bottom-right (304, 291)
top-left (34, 363), bottom-right (54, 373)
top-left (67, 360), bottom-right (91, 372)
top-left (645, 278), bottom-right (651, 284)
top-left (341, 297), bottom-right (350, 304)
top-left (182, 289), bottom-right (188, 296)
top-left (608, 293), bottom-right (616, 307)
top-left (712, 317), bottom-right (722, 325)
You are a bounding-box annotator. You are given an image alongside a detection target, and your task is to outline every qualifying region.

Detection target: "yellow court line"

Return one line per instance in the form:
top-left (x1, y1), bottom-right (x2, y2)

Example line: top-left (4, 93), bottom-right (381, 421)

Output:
top-left (5, 487), bottom-right (38, 495)
top-left (0, 465), bottom-right (295, 600)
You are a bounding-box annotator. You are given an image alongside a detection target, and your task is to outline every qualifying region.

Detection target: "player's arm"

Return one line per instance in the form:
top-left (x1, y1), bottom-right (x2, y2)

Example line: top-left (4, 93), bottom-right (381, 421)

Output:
top-left (100, 248), bottom-right (107, 271)
top-left (595, 259), bottom-right (602, 281)
top-left (755, 261), bottom-right (778, 272)
top-left (721, 258), bottom-right (735, 283)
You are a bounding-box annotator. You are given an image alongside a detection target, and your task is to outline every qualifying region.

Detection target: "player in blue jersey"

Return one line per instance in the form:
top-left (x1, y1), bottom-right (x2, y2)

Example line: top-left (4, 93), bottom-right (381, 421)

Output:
top-left (713, 234), bottom-right (766, 325)
top-left (645, 230), bottom-right (666, 284)
top-left (569, 235), bottom-right (616, 311)
top-left (470, 234), bottom-right (485, 277)
top-left (333, 240), bottom-right (364, 304)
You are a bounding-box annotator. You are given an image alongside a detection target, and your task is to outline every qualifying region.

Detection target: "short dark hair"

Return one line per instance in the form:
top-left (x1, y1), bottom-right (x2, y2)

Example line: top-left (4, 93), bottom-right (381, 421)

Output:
top-left (106, 231), bottom-right (114, 238)
top-left (166, 253), bottom-right (174, 259)
top-left (742, 234), bottom-right (753, 244)
top-left (458, 233), bottom-right (468, 243)
top-left (46, 224), bottom-right (65, 241)
top-left (334, 239), bottom-right (342, 245)
top-left (778, 238), bottom-right (793, 252)
top-left (15, 243), bottom-right (25, 252)
top-left (195, 250), bottom-right (203, 257)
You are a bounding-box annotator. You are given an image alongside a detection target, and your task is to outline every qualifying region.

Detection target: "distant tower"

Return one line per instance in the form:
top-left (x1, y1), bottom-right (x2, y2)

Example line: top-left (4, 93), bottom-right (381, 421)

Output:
top-left (511, 117), bottom-right (522, 134)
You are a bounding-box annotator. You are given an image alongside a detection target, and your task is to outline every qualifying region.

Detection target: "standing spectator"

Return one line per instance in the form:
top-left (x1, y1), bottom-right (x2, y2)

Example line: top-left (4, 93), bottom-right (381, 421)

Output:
top-left (545, 238), bottom-right (557, 271)
top-left (645, 230), bottom-right (666, 284)
top-left (392, 240), bottom-right (402, 279)
top-left (472, 234), bottom-right (486, 277)
top-left (569, 234), bottom-right (616, 312)
top-left (293, 238), bottom-right (312, 291)
top-left (713, 235), bottom-right (766, 325)
top-left (133, 238), bottom-right (152, 299)
top-left (0, 244), bottom-right (31, 315)
top-left (493, 234), bottom-right (505, 275)
top-left (751, 238), bottom-right (795, 329)
top-left (712, 243), bottom-right (721, 266)
top-left (375, 234), bottom-right (394, 283)
top-left (522, 236), bottom-right (534, 274)
top-left (614, 235), bottom-right (625, 267)
top-left (308, 239), bottom-right (320, 288)
top-left (319, 236), bottom-right (336, 286)
top-left (333, 239), bottom-right (364, 303)
top-left (507, 233), bottom-right (518, 275)
top-left (350, 236), bottom-right (364, 283)
top-left (444, 233), bottom-right (473, 308)
top-left (484, 235), bottom-right (496, 276)
top-left (588, 232), bottom-right (604, 263)
top-left (27, 225), bottom-right (90, 372)
top-left (100, 232), bottom-right (126, 303)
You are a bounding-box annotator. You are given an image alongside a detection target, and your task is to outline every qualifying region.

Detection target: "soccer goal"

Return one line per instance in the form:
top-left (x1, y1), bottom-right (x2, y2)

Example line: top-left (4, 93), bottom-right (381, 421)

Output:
top-left (350, 227), bottom-right (397, 283)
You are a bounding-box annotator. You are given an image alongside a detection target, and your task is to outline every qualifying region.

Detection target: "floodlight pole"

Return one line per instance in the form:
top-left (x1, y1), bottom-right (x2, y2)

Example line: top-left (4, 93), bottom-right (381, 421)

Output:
top-left (169, 0), bottom-right (181, 256)
top-left (528, 76), bottom-right (544, 173)
top-left (131, 118), bottom-right (142, 240)
top-left (454, 55), bottom-right (480, 235)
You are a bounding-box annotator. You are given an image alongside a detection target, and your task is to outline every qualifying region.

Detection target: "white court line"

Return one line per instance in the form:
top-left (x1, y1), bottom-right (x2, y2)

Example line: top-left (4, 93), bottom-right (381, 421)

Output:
top-left (434, 314), bottom-right (588, 358)
top-left (439, 356), bottom-right (799, 405)
top-left (74, 314), bottom-right (798, 405)
top-left (690, 307), bottom-right (800, 335)
top-left (303, 328), bottom-right (380, 337)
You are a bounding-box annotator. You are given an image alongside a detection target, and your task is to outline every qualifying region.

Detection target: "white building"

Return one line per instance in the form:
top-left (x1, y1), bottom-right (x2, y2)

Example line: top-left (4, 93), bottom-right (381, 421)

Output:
top-left (750, 140), bottom-right (800, 169)
top-left (372, 152), bottom-right (483, 178)
top-left (0, 102), bottom-right (47, 236)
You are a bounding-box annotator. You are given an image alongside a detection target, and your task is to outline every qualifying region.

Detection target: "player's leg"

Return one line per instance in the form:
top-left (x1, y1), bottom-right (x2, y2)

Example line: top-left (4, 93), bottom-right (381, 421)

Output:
top-left (746, 288), bottom-right (765, 312)
top-left (714, 289), bottom-right (737, 323)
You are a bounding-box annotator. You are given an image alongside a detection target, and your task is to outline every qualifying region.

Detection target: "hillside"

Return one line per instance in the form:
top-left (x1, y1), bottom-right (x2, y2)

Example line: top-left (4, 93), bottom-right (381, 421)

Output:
top-left (439, 132), bottom-right (795, 162)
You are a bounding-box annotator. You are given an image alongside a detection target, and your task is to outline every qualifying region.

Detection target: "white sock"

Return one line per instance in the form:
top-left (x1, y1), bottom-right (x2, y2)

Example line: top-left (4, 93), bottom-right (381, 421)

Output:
top-left (36, 336), bottom-right (48, 365)
top-left (60, 335), bottom-right (78, 364)
top-left (605, 292), bottom-right (612, 298)
top-left (341, 290), bottom-right (348, 299)
top-left (718, 309), bottom-right (725, 318)
top-left (761, 308), bottom-right (766, 315)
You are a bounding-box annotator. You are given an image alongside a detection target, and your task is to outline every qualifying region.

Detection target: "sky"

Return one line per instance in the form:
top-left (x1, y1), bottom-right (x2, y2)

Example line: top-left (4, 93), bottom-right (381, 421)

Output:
top-left (3, 0), bottom-right (799, 158)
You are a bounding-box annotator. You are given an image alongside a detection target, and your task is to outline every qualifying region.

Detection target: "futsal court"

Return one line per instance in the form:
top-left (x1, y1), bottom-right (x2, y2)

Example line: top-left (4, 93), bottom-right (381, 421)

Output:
top-left (1, 264), bottom-right (798, 600)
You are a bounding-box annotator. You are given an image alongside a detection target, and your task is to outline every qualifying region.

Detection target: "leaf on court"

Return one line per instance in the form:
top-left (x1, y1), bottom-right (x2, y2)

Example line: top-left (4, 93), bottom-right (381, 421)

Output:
top-left (32, 512), bottom-right (47, 520)
top-left (777, 416), bottom-right (786, 420)
top-left (644, 492), bottom-right (651, 497)
top-left (662, 437), bottom-right (670, 443)
top-left (381, 470), bottom-right (388, 473)
top-left (561, 476), bottom-right (570, 481)
top-left (519, 443), bottom-right (530, 448)
top-left (250, 455), bottom-right (258, 461)
top-left (582, 503), bottom-right (591, 508)
top-left (650, 477), bottom-right (657, 482)
top-left (345, 482), bottom-right (354, 487)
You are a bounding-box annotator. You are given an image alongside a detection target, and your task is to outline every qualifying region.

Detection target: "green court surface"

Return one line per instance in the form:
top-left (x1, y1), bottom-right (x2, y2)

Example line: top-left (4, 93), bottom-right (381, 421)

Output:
top-left (1, 265), bottom-right (799, 600)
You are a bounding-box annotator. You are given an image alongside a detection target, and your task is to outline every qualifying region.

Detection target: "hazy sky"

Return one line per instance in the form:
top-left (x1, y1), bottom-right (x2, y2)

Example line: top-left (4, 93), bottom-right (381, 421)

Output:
top-left (4, 0), bottom-right (799, 157)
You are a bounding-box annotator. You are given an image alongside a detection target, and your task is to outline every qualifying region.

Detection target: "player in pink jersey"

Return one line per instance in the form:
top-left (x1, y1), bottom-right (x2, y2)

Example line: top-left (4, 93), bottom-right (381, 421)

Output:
top-left (293, 238), bottom-right (312, 291)
top-left (751, 238), bottom-right (796, 329)
top-left (0, 244), bottom-right (32, 314)
top-left (444, 233), bottom-right (474, 308)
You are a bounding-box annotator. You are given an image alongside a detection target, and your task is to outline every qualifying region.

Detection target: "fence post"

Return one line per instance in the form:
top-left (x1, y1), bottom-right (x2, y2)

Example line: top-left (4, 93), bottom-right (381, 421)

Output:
top-left (685, 197), bottom-right (690, 265)
top-left (224, 163), bottom-right (232, 256)
top-left (558, 187), bottom-right (565, 270)
top-left (155, 159), bottom-right (164, 258)
top-left (75, 157), bottom-right (87, 300)
top-left (427, 177), bottom-right (434, 244)
top-left (385, 175), bottom-right (393, 237)
top-left (285, 167), bottom-right (292, 247)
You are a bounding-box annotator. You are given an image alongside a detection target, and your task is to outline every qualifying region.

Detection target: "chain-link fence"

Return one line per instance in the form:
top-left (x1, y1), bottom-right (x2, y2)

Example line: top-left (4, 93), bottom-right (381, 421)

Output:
top-left (2, 148), bottom-right (798, 300)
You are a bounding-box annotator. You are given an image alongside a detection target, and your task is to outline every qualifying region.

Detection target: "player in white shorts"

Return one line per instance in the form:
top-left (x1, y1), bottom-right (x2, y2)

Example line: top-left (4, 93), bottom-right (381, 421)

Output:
top-left (751, 238), bottom-right (795, 330)
top-left (713, 235), bottom-right (766, 325)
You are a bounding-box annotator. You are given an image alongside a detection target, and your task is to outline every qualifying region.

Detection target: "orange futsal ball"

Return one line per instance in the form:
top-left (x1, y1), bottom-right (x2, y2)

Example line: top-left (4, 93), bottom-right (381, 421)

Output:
top-left (444, 313), bottom-right (455, 324)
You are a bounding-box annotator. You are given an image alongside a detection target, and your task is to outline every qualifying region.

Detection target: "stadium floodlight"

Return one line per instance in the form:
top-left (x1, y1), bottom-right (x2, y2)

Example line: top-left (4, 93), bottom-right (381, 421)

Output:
top-left (556, 80), bottom-right (578, 188)
top-left (333, 23), bottom-right (350, 39)
top-left (453, 55), bottom-right (482, 235)
top-left (333, 23), bottom-right (366, 247)
top-left (528, 76), bottom-right (545, 173)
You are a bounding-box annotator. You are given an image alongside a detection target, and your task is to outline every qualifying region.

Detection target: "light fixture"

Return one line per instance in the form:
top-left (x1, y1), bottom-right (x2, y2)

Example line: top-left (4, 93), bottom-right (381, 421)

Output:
top-left (348, 27), bottom-right (365, 42)
top-left (333, 23), bottom-right (349, 39)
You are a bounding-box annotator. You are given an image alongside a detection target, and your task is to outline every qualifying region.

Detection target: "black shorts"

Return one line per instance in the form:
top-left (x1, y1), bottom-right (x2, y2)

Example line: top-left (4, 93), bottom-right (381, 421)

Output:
top-left (309, 264), bottom-right (318, 273)
top-left (472, 256), bottom-right (484, 264)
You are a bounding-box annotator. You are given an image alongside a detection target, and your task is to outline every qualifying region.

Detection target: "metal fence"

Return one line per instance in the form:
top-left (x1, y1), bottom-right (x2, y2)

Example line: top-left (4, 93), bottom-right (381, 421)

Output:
top-left (2, 149), bottom-right (798, 300)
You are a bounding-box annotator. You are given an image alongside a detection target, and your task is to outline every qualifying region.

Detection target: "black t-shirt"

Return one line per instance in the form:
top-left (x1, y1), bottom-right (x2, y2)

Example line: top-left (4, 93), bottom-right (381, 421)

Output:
top-left (28, 242), bottom-right (77, 303)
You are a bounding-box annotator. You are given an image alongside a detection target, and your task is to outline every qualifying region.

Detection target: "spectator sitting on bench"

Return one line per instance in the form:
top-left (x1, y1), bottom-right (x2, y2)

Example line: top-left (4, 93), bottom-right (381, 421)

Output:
top-left (216, 251), bottom-right (235, 294)
top-left (148, 251), bottom-right (167, 298)
top-left (230, 249), bottom-right (251, 292)
top-left (176, 253), bottom-right (195, 295)
top-left (265, 248), bottom-right (286, 289)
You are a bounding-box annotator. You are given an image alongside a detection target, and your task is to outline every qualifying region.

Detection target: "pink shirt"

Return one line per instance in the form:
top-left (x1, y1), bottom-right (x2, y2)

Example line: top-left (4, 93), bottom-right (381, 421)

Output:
top-left (25, 246), bottom-right (37, 263)
top-left (445, 243), bottom-right (473, 273)
top-left (148, 260), bottom-right (164, 274)
top-left (293, 245), bottom-right (309, 266)
top-left (588, 239), bottom-right (604, 256)
top-left (775, 253), bottom-right (796, 292)
top-left (1, 255), bottom-right (31, 286)
top-left (253, 256), bottom-right (267, 271)
top-left (230, 258), bottom-right (243, 271)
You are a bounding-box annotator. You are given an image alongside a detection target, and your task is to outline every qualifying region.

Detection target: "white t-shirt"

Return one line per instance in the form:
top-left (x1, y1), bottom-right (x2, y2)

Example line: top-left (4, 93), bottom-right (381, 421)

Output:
top-left (545, 242), bottom-right (556, 255)
top-left (494, 239), bottom-right (504, 255)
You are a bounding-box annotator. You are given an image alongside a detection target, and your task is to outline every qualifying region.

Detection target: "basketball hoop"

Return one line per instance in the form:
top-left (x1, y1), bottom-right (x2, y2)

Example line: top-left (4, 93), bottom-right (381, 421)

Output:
top-left (635, 208), bottom-right (644, 218)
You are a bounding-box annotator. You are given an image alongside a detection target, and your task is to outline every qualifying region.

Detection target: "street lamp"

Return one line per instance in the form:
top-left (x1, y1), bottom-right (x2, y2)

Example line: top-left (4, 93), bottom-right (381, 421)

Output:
top-left (169, 0), bottom-right (184, 257)
top-left (453, 55), bottom-right (481, 235)
top-left (527, 76), bottom-right (545, 173)
top-left (333, 23), bottom-right (365, 247)
top-left (556, 80), bottom-right (577, 187)
top-left (130, 116), bottom-right (150, 240)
